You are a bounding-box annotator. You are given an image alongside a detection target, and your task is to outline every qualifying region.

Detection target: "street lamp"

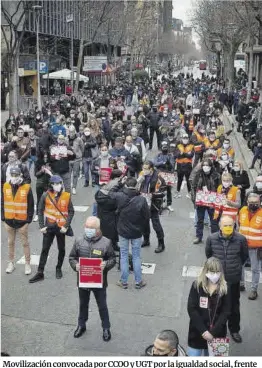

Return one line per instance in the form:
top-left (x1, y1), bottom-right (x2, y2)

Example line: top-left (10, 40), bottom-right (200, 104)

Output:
top-left (32, 4), bottom-right (43, 109)
top-left (66, 14), bottom-right (74, 91)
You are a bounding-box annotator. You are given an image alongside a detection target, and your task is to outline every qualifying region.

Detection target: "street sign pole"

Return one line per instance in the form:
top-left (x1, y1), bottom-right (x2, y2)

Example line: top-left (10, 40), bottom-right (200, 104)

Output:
top-left (66, 14), bottom-right (74, 91)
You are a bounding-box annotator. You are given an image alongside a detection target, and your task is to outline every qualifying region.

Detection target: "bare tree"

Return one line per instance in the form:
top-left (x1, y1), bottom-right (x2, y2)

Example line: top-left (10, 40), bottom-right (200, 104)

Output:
top-left (1, 0), bottom-right (30, 113)
top-left (74, 0), bottom-right (117, 92)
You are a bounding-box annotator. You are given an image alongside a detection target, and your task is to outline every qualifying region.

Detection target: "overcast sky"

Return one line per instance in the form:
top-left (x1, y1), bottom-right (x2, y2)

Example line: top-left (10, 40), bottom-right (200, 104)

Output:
top-left (172, 0), bottom-right (192, 26)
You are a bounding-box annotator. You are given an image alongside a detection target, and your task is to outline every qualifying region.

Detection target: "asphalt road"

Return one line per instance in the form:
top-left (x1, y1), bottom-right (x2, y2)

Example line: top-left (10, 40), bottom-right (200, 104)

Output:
top-left (1, 68), bottom-right (262, 356)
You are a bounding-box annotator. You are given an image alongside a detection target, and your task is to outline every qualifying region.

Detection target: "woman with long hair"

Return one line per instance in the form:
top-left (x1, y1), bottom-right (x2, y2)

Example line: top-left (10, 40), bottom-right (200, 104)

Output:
top-left (187, 257), bottom-right (230, 356)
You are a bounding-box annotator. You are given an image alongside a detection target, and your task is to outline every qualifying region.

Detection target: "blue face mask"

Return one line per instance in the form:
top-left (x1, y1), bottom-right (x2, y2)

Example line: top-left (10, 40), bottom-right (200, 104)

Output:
top-left (84, 228), bottom-right (96, 238)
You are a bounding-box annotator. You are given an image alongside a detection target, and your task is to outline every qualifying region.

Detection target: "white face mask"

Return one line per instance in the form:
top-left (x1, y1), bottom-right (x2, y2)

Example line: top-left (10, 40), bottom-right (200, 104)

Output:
top-left (223, 143), bottom-right (230, 149)
top-left (143, 169), bottom-right (151, 176)
top-left (206, 272), bottom-right (221, 284)
top-left (222, 181), bottom-right (231, 188)
top-left (256, 182), bottom-right (262, 190)
top-left (101, 151), bottom-right (108, 157)
top-left (221, 155), bottom-right (228, 161)
top-left (84, 131), bottom-right (91, 136)
top-left (10, 176), bottom-right (22, 185)
top-left (52, 183), bottom-right (62, 192)
top-left (182, 139), bottom-right (189, 144)
top-left (233, 166), bottom-right (240, 171)
top-left (203, 166), bottom-right (211, 173)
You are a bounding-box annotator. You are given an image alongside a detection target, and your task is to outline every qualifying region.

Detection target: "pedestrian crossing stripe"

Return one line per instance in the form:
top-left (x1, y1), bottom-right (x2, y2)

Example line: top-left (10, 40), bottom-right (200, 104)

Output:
top-left (16, 255), bottom-right (48, 265)
top-left (182, 266), bottom-right (262, 284)
top-left (73, 206), bottom-right (89, 212)
top-left (141, 263), bottom-right (156, 274)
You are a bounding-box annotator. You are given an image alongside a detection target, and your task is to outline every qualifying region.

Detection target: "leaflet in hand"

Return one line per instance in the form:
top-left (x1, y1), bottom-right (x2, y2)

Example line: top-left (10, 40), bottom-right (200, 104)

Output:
top-left (50, 145), bottom-right (68, 159)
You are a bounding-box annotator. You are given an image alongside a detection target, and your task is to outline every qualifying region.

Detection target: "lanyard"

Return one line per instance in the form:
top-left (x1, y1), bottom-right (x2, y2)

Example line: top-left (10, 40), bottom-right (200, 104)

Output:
top-left (208, 294), bottom-right (220, 329)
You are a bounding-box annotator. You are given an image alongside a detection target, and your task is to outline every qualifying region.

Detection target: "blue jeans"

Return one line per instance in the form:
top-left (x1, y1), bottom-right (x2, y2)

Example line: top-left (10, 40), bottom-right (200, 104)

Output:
top-left (188, 347), bottom-right (209, 356)
top-left (119, 236), bottom-right (142, 284)
top-left (28, 155), bottom-right (36, 171)
top-left (83, 159), bottom-right (92, 184)
top-left (194, 208), bottom-right (209, 227)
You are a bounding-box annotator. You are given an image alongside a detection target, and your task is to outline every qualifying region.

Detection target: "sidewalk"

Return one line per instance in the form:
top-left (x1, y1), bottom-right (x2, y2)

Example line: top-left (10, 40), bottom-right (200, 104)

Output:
top-left (223, 109), bottom-right (260, 184)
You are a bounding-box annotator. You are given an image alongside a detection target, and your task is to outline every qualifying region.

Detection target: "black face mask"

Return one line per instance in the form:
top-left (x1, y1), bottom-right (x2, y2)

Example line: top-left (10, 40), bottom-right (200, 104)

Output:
top-left (162, 149), bottom-right (168, 154)
top-left (248, 204), bottom-right (260, 212)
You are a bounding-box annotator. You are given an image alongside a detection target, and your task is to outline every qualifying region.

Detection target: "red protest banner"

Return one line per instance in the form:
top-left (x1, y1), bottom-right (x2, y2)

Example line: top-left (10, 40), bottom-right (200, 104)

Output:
top-left (99, 167), bottom-right (112, 185)
top-left (79, 258), bottom-right (103, 288)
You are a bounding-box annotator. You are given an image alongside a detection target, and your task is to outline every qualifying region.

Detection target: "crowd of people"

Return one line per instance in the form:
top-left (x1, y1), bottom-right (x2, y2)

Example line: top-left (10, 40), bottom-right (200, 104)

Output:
top-left (1, 67), bottom-right (262, 356)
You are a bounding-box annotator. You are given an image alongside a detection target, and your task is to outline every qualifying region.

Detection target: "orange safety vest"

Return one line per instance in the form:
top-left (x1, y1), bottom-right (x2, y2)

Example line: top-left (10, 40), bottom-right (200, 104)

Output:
top-left (44, 191), bottom-right (70, 228)
top-left (204, 138), bottom-right (220, 150)
top-left (214, 185), bottom-right (239, 220)
top-left (239, 207), bottom-right (262, 248)
top-left (176, 144), bottom-right (194, 164)
top-left (189, 118), bottom-right (194, 132)
top-left (193, 131), bottom-right (205, 153)
top-left (3, 183), bottom-right (30, 221)
top-left (217, 147), bottom-right (235, 159)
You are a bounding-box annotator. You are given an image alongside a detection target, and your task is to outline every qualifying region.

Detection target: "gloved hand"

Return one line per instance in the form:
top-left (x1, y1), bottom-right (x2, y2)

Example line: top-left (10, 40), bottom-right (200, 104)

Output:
top-left (75, 263), bottom-right (80, 272)
top-left (60, 226), bottom-right (67, 234)
top-left (40, 227), bottom-right (47, 234)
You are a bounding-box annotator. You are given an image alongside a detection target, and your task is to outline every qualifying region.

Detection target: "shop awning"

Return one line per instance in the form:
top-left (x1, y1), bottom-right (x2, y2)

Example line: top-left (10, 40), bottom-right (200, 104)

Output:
top-left (42, 69), bottom-right (89, 81)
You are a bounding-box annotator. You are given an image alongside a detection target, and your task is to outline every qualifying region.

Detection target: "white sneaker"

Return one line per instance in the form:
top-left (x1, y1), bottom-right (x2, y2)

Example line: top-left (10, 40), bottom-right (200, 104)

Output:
top-left (25, 264), bottom-right (32, 275)
top-left (33, 215), bottom-right (38, 222)
top-left (72, 188), bottom-right (76, 195)
top-left (167, 205), bottom-right (174, 212)
top-left (174, 192), bottom-right (181, 199)
top-left (79, 173), bottom-right (83, 179)
top-left (6, 262), bottom-right (15, 274)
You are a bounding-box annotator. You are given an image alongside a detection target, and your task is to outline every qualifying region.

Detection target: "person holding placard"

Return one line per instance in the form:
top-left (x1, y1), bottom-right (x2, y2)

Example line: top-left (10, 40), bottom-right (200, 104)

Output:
top-left (69, 216), bottom-right (116, 341)
top-left (187, 257), bottom-right (230, 356)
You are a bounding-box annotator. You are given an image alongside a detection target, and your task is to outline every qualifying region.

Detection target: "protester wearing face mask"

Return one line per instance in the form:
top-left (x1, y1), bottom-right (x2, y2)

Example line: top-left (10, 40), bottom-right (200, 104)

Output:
top-left (192, 125), bottom-right (206, 167)
top-left (49, 135), bottom-right (76, 192)
top-left (175, 134), bottom-right (194, 199)
top-left (239, 193), bottom-right (262, 300)
top-left (67, 126), bottom-right (84, 195)
top-left (217, 150), bottom-right (232, 174)
top-left (206, 216), bottom-right (248, 343)
top-left (204, 131), bottom-right (221, 151)
top-left (1, 150), bottom-right (31, 188)
top-left (15, 127), bottom-right (31, 162)
top-left (145, 330), bottom-right (186, 356)
top-left (231, 160), bottom-right (250, 206)
top-left (187, 257), bottom-right (230, 356)
top-left (2, 167), bottom-right (34, 276)
top-left (153, 142), bottom-right (174, 211)
top-left (191, 159), bottom-right (220, 244)
top-left (148, 105), bottom-right (161, 150)
top-left (27, 129), bottom-right (39, 172)
top-left (137, 161), bottom-right (166, 253)
top-left (214, 173), bottom-right (241, 221)
top-left (81, 128), bottom-right (98, 187)
top-left (130, 127), bottom-right (147, 162)
top-left (29, 175), bottom-right (75, 283)
top-left (69, 216), bottom-right (116, 341)
top-left (217, 139), bottom-right (235, 161)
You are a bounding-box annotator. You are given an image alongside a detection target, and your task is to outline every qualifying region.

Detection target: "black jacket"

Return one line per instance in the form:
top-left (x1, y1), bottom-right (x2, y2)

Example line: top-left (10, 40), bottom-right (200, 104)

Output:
top-left (231, 170), bottom-right (250, 205)
top-left (109, 187), bottom-right (150, 239)
top-left (137, 170), bottom-right (166, 211)
top-left (95, 181), bottom-right (120, 242)
top-left (191, 168), bottom-right (220, 203)
top-left (69, 234), bottom-right (116, 288)
top-left (205, 231), bottom-right (249, 283)
top-left (1, 181), bottom-right (34, 228)
top-left (187, 282), bottom-right (231, 350)
top-left (50, 145), bottom-right (76, 175)
top-left (147, 111), bottom-right (161, 128)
